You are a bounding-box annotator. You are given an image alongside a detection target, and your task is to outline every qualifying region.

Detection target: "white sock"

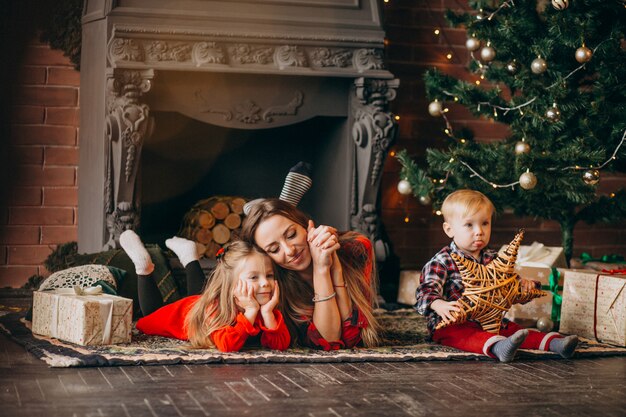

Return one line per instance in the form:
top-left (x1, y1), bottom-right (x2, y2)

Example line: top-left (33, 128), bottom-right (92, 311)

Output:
top-left (166, 236), bottom-right (200, 267)
top-left (119, 230), bottom-right (154, 275)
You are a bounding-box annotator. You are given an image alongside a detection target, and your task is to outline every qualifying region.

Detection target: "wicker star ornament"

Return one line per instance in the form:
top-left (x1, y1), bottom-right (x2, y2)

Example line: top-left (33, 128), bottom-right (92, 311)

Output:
top-left (435, 230), bottom-right (546, 333)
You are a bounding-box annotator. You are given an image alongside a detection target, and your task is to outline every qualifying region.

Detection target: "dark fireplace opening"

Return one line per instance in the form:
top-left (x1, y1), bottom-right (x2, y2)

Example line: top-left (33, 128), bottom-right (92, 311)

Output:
top-left (140, 112), bottom-right (351, 244)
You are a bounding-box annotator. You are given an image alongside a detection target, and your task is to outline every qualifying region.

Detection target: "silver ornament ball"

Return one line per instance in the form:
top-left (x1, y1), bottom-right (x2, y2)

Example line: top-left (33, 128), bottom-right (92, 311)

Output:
top-left (506, 60), bottom-right (519, 74)
top-left (582, 169), bottom-right (600, 185)
top-left (419, 195), bottom-right (432, 205)
top-left (545, 104), bottom-right (561, 122)
top-left (466, 37), bottom-right (481, 52)
top-left (575, 46), bottom-right (593, 63)
top-left (480, 45), bottom-right (496, 62)
top-left (551, 0), bottom-right (569, 10)
top-left (428, 100), bottom-right (443, 117)
top-left (515, 141), bottom-right (531, 155)
top-left (531, 57), bottom-right (547, 74)
top-left (519, 171), bottom-right (538, 190)
top-left (536, 316), bottom-right (554, 333)
top-left (397, 179), bottom-right (413, 195)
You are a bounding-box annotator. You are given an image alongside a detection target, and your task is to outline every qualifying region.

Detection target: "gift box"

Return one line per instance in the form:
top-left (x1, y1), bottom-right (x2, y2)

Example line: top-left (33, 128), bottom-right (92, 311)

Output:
top-left (499, 241), bottom-right (567, 286)
top-left (559, 270), bottom-right (626, 346)
top-left (505, 291), bottom-right (560, 325)
top-left (31, 288), bottom-right (133, 346)
top-left (397, 270), bottom-right (420, 305)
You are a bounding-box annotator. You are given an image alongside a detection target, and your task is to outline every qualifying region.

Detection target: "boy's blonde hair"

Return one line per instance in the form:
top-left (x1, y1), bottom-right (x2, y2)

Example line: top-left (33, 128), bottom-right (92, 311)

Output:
top-left (185, 240), bottom-right (275, 348)
top-left (441, 189), bottom-right (494, 221)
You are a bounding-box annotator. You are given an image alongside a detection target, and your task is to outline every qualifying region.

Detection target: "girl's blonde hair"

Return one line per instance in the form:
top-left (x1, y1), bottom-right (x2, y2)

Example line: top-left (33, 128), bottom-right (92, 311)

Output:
top-left (185, 240), bottom-right (273, 348)
top-left (240, 198), bottom-right (380, 347)
top-left (441, 189), bottom-right (494, 222)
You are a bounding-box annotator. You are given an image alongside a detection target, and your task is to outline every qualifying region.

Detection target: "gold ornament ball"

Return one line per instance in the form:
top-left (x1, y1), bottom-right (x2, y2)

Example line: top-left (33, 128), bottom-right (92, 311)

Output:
top-left (575, 46), bottom-right (593, 63)
top-left (480, 45), bottom-right (496, 62)
top-left (466, 37), bottom-right (481, 52)
top-left (419, 195), bottom-right (432, 205)
top-left (531, 57), bottom-right (547, 74)
top-left (545, 104), bottom-right (561, 122)
top-left (551, 0), bottom-right (569, 10)
top-left (428, 100), bottom-right (443, 116)
top-left (582, 169), bottom-right (600, 185)
top-left (515, 141), bottom-right (531, 155)
top-left (397, 179), bottom-right (413, 195)
top-left (536, 316), bottom-right (554, 333)
top-left (519, 171), bottom-right (537, 190)
top-left (506, 60), bottom-right (519, 74)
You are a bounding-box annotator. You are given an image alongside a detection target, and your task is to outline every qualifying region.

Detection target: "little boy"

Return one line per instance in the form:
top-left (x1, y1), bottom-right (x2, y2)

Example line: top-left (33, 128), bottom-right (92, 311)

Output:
top-left (415, 189), bottom-right (578, 362)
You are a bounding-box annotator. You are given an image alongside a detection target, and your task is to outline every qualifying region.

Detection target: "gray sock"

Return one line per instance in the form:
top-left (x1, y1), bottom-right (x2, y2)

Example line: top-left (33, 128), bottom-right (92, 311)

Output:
top-left (549, 335), bottom-right (579, 358)
top-left (491, 329), bottom-right (528, 363)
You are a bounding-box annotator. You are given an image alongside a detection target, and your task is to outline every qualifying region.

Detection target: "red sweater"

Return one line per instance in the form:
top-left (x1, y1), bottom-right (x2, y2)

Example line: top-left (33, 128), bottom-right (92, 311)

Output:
top-left (136, 295), bottom-right (291, 352)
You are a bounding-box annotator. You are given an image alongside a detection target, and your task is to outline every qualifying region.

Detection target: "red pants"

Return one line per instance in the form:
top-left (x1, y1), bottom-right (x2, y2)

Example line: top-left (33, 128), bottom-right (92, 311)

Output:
top-left (432, 321), bottom-right (561, 358)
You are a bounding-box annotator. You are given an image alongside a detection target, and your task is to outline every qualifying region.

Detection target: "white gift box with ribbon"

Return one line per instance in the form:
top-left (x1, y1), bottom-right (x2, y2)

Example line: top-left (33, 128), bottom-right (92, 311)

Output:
top-left (31, 286), bottom-right (133, 346)
top-left (397, 270), bottom-right (421, 305)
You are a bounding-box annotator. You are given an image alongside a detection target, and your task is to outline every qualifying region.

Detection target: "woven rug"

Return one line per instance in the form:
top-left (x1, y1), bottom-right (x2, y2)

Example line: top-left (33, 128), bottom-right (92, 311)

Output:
top-left (1, 308), bottom-right (625, 368)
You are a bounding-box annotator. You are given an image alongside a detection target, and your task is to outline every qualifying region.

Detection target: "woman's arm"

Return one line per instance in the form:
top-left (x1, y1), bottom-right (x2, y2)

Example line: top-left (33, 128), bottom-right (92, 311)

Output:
top-left (307, 221), bottom-right (342, 342)
top-left (330, 251), bottom-right (352, 320)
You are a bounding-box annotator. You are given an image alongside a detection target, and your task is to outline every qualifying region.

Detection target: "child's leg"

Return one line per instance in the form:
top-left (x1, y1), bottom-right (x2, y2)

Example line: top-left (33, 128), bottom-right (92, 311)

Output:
top-left (120, 230), bottom-right (163, 316)
top-left (500, 320), bottom-right (578, 358)
top-left (165, 237), bottom-right (206, 296)
top-left (433, 321), bottom-right (504, 356)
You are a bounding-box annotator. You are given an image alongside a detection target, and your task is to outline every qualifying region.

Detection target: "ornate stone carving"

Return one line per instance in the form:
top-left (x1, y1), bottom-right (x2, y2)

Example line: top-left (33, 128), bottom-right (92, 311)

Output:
top-left (192, 42), bottom-right (226, 66)
top-left (104, 69), bottom-right (155, 249)
top-left (274, 46), bottom-right (308, 69)
top-left (145, 41), bottom-right (192, 62)
top-left (263, 91), bottom-right (304, 122)
top-left (228, 44), bottom-right (274, 65)
top-left (108, 38), bottom-right (144, 62)
top-left (195, 90), bottom-right (233, 121)
top-left (235, 100), bottom-right (262, 124)
top-left (353, 48), bottom-right (385, 73)
top-left (350, 77), bottom-right (399, 262)
top-left (310, 48), bottom-right (352, 68)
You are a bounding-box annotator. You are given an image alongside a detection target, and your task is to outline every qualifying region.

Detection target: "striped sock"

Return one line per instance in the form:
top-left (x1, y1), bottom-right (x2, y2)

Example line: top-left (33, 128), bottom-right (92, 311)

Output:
top-left (279, 161), bottom-right (312, 207)
top-left (491, 329), bottom-right (528, 363)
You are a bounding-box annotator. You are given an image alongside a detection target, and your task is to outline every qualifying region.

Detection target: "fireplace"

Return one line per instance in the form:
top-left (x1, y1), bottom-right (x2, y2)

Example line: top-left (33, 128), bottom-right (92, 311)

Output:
top-left (78, 0), bottom-right (399, 261)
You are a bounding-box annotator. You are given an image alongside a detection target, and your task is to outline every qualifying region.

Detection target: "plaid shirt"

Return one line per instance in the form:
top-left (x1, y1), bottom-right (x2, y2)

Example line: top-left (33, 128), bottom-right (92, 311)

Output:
top-left (415, 241), bottom-right (498, 334)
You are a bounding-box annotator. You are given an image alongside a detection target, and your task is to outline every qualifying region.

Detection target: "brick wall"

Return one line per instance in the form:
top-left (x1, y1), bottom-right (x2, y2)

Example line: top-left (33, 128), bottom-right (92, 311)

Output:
top-left (381, 0), bottom-right (626, 271)
top-left (0, 37), bottom-right (79, 287)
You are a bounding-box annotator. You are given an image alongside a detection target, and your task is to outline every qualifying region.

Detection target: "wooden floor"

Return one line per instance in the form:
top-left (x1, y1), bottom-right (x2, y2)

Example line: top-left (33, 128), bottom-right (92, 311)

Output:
top-left (2, 334), bottom-right (626, 417)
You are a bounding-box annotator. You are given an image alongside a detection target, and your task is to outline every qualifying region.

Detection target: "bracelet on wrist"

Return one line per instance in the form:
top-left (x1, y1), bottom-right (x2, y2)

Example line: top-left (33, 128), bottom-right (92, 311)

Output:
top-left (312, 292), bottom-right (337, 303)
top-left (333, 284), bottom-right (346, 288)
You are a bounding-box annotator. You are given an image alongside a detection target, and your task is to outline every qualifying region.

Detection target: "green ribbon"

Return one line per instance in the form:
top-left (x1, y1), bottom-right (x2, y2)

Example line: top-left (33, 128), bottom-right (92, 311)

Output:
top-left (580, 252), bottom-right (626, 264)
top-left (543, 268), bottom-right (563, 323)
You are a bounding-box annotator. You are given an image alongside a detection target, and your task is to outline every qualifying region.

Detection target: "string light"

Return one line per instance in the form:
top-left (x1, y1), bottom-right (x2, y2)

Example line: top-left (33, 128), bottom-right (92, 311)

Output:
top-left (394, 115), bottom-right (401, 121)
top-left (446, 53), bottom-right (453, 60)
top-left (434, 28), bottom-right (440, 35)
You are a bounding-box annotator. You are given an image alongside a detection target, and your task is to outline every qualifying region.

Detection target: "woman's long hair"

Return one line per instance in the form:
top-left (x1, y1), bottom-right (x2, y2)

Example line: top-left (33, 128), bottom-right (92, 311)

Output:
top-left (240, 198), bottom-right (380, 347)
top-left (185, 240), bottom-right (269, 348)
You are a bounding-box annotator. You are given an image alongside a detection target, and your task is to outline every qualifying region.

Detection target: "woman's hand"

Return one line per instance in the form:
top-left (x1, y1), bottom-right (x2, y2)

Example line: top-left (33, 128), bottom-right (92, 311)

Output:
top-left (234, 280), bottom-right (259, 324)
top-left (307, 221), bottom-right (340, 268)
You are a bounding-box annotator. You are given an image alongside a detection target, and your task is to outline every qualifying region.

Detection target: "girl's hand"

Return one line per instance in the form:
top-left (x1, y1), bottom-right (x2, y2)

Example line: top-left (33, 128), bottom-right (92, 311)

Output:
top-left (430, 299), bottom-right (461, 324)
top-left (260, 282), bottom-right (280, 315)
top-left (307, 220), bottom-right (338, 248)
top-left (234, 280), bottom-right (260, 313)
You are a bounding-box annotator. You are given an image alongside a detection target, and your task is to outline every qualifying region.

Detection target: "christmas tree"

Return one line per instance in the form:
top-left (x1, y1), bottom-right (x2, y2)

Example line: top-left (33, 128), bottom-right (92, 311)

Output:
top-left (396, 0), bottom-right (626, 262)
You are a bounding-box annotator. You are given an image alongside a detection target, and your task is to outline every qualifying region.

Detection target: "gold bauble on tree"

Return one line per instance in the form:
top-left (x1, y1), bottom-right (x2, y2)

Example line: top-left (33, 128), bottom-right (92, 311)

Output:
top-left (466, 37), bottom-right (481, 52)
top-left (419, 195), bottom-right (432, 205)
top-left (519, 171), bottom-right (537, 190)
top-left (506, 60), bottom-right (519, 74)
top-left (551, 0), bottom-right (569, 10)
top-left (397, 179), bottom-right (413, 195)
top-left (582, 169), bottom-right (600, 185)
top-left (480, 44), bottom-right (496, 62)
top-left (515, 140), bottom-right (531, 155)
top-left (531, 57), bottom-right (547, 74)
top-left (575, 46), bottom-right (593, 63)
top-left (545, 103), bottom-right (561, 122)
top-left (428, 100), bottom-right (443, 116)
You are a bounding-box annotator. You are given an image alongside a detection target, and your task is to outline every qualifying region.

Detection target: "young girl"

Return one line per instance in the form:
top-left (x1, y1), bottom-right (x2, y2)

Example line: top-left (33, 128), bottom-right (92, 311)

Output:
top-left (241, 198), bottom-right (380, 350)
top-left (120, 230), bottom-right (290, 352)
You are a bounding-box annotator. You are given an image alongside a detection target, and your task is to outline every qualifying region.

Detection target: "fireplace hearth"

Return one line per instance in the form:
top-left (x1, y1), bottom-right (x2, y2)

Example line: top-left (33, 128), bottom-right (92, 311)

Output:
top-left (79, 0), bottom-right (398, 261)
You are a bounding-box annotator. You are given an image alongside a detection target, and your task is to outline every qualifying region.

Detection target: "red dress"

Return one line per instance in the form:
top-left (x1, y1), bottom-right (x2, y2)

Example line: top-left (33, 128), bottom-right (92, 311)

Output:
top-left (300, 234), bottom-right (373, 350)
top-left (136, 295), bottom-right (291, 352)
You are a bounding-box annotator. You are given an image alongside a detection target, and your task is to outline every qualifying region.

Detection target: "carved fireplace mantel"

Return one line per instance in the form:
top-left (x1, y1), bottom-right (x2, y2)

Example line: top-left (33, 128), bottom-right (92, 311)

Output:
top-left (79, 0), bottom-right (398, 261)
